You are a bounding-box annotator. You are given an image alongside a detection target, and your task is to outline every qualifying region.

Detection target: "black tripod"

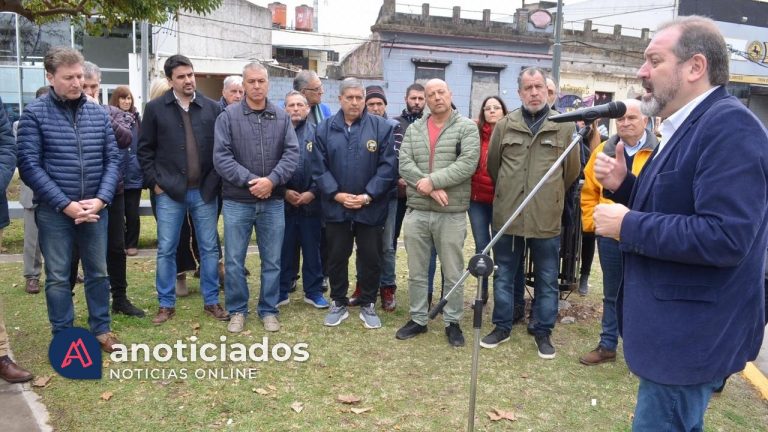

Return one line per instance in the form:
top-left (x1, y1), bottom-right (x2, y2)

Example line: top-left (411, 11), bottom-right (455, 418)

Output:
top-left (428, 125), bottom-right (592, 432)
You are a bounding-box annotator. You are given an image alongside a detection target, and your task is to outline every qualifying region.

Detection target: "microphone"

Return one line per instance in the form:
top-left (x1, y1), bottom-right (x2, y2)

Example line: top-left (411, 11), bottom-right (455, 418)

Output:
top-left (548, 101), bottom-right (627, 123)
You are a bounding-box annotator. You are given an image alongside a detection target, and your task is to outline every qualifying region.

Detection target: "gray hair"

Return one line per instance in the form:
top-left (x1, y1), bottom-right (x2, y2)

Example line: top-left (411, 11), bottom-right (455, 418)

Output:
top-left (339, 77), bottom-right (365, 96)
top-left (657, 15), bottom-right (729, 86)
top-left (43, 47), bottom-right (83, 74)
top-left (242, 62), bottom-right (268, 77)
top-left (284, 90), bottom-right (308, 105)
top-left (223, 75), bottom-right (243, 89)
top-left (293, 69), bottom-right (319, 91)
top-left (517, 67), bottom-right (548, 89)
top-left (83, 61), bottom-right (101, 81)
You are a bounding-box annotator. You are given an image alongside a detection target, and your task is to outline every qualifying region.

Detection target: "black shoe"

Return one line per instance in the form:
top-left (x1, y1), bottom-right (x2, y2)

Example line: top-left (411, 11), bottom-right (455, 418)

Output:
top-left (445, 323), bottom-right (465, 347)
top-left (112, 299), bottom-right (146, 317)
top-left (527, 318), bottom-right (538, 335)
top-left (395, 320), bottom-right (427, 340)
top-left (480, 327), bottom-right (510, 349)
top-left (534, 334), bottom-right (556, 359)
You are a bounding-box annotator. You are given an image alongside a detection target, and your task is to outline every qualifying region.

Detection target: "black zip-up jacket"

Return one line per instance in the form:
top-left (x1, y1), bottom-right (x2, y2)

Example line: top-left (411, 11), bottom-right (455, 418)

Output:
top-left (137, 89), bottom-right (222, 203)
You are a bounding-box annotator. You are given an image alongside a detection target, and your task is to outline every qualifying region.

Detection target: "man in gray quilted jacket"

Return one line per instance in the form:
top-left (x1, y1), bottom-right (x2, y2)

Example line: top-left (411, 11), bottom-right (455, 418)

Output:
top-left (395, 79), bottom-right (479, 347)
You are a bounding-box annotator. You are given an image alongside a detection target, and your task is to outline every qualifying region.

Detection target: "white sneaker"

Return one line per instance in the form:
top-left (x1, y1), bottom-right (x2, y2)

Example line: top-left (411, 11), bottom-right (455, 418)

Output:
top-left (263, 315), bottom-right (280, 332)
top-left (227, 313), bottom-right (245, 333)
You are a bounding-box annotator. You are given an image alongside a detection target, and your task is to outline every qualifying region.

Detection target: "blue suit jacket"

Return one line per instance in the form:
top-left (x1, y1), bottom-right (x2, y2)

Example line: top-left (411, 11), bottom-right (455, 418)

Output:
top-left (609, 86), bottom-right (768, 385)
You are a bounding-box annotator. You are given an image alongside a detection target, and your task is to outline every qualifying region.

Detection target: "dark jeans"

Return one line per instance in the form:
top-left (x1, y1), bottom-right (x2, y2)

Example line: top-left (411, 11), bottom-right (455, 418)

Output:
top-left (326, 221), bottom-right (383, 306)
top-left (37, 204), bottom-right (110, 335)
top-left (280, 213), bottom-right (323, 297)
top-left (107, 193), bottom-right (128, 301)
top-left (597, 236), bottom-right (622, 350)
top-left (123, 188), bottom-right (142, 249)
top-left (633, 376), bottom-right (723, 431)
top-left (580, 232), bottom-right (595, 277)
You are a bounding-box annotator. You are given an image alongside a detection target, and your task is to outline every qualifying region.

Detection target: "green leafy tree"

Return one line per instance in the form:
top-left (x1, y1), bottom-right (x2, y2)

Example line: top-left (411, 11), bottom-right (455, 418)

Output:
top-left (0, 0), bottom-right (222, 29)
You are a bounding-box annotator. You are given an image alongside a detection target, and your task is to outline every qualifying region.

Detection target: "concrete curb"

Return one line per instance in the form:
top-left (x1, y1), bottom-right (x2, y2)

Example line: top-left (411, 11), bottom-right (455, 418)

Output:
top-left (742, 362), bottom-right (768, 400)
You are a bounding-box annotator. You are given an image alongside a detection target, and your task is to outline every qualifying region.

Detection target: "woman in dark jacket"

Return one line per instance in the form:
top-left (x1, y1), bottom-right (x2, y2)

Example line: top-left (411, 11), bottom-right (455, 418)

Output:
top-left (110, 86), bottom-right (143, 256)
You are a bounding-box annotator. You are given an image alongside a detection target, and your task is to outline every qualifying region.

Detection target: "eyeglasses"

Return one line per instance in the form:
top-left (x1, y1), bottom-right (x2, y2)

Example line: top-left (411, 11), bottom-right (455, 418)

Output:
top-left (483, 105), bottom-right (502, 111)
top-left (303, 85), bottom-right (323, 93)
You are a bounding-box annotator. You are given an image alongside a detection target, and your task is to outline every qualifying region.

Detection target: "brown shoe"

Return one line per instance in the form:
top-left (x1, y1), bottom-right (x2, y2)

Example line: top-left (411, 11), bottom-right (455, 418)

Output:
top-left (152, 307), bottom-right (176, 325)
top-left (96, 332), bottom-right (121, 353)
top-left (579, 346), bottom-right (617, 366)
top-left (25, 278), bottom-right (40, 294)
top-left (380, 285), bottom-right (396, 312)
top-left (125, 248), bottom-right (138, 256)
top-left (0, 355), bottom-right (33, 383)
top-left (176, 273), bottom-right (189, 297)
top-left (204, 303), bottom-right (230, 321)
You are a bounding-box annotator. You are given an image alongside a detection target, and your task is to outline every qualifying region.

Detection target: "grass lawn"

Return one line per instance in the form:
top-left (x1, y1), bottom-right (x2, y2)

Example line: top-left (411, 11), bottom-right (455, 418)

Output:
top-left (2, 250), bottom-right (767, 431)
top-left (1, 176), bottom-right (766, 430)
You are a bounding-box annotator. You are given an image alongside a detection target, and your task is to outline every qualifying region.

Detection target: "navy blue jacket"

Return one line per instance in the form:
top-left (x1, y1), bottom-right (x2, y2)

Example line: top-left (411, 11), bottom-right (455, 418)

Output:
top-left (121, 110), bottom-right (143, 190)
top-left (213, 99), bottom-right (299, 203)
top-left (608, 86), bottom-right (768, 385)
top-left (285, 118), bottom-right (320, 216)
top-left (312, 110), bottom-right (396, 226)
top-left (0, 97), bottom-right (15, 228)
top-left (17, 90), bottom-right (120, 212)
top-left (138, 90), bottom-right (222, 203)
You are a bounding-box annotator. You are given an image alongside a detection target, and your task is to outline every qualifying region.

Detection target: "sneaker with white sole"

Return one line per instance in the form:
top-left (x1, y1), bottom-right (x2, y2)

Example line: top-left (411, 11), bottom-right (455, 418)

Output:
top-left (227, 313), bottom-right (246, 333)
top-left (359, 303), bottom-right (382, 329)
top-left (263, 315), bottom-right (280, 332)
top-left (535, 334), bottom-right (556, 359)
top-left (304, 292), bottom-right (330, 309)
top-left (324, 301), bottom-right (349, 326)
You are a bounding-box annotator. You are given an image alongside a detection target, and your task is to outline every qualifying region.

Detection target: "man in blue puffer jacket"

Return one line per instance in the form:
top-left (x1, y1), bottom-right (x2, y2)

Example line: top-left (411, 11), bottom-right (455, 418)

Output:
top-left (17, 47), bottom-right (121, 353)
top-left (312, 78), bottom-right (397, 330)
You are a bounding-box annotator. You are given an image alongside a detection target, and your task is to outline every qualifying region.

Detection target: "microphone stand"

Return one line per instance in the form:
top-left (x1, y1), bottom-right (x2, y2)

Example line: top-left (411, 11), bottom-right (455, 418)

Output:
top-left (428, 125), bottom-right (592, 432)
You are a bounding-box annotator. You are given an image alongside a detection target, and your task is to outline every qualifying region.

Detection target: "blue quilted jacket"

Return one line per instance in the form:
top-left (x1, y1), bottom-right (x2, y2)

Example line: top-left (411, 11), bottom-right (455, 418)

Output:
top-left (17, 90), bottom-right (120, 212)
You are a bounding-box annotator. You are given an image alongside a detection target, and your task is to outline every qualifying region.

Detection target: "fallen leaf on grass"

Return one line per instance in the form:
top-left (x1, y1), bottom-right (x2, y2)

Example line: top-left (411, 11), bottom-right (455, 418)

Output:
top-left (253, 388), bottom-right (269, 395)
top-left (267, 384), bottom-right (277, 391)
top-left (351, 407), bottom-right (373, 414)
top-left (31, 375), bottom-right (52, 388)
top-left (487, 408), bottom-right (517, 421)
top-left (191, 322), bottom-right (201, 335)
top-left (290, 401), bottom-right (304, 413)
top-left (337, 394), bottom-right (362, 404)
top-left (100, 391), bottom-right (113, 401)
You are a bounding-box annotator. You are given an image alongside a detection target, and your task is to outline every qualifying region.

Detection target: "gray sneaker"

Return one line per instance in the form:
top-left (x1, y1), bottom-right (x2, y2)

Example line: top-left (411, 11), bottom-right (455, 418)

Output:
top-left (359, 303), bottom-right (382, 329)
top-left (324, 301), bottom-right (349, 327)
top-left (227, 313), bottom-right (245, 333)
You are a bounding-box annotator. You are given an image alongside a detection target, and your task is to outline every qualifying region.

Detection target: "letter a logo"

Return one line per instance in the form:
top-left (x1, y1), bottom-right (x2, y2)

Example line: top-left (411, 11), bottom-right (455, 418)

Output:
top-left (61, 338), bottom-right (93, 368)
top-left (49, 327), bottom-right (102, 380)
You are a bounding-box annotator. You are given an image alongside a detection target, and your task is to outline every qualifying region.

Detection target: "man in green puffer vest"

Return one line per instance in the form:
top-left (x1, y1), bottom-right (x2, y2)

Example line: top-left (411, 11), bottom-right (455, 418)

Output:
top-left (395, 79), bottom-right (479, 347)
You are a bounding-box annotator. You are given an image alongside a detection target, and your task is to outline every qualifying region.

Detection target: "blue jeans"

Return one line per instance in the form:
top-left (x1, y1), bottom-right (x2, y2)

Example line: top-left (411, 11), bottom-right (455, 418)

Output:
top-left (633, 376), bottom-right (723, 431)
top-left (280, 212), bottom-right (323, 296)
top-left (468, 201), bottom-right (492, 293)
top-left (597, 236), bottom-right (622, 351)
top-left (224, 199), bottom-right (284, 318)
top-left (37, 204), bottom-right (111, 335)
top-left (492, 234), bottom-right (560, 333)
top-left (155, 189), bottom-right (220, 308)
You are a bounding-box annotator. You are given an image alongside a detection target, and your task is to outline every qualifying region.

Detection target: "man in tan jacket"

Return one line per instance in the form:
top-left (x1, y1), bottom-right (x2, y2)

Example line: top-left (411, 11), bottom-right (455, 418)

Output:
top-left (482, 68), bottom-right (580, 359)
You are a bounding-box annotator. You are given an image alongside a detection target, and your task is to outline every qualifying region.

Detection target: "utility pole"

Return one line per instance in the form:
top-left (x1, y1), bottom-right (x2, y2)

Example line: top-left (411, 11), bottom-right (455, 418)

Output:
top-left (141, 21), bottom-right (149, 108)
top-left (552, 0), bottom-right (564, 89)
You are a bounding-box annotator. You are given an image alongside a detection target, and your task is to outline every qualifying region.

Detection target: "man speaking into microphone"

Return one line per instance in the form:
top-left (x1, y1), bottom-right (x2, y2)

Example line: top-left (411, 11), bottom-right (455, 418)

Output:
top-left (593, 16), bottom-right (768, 431)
